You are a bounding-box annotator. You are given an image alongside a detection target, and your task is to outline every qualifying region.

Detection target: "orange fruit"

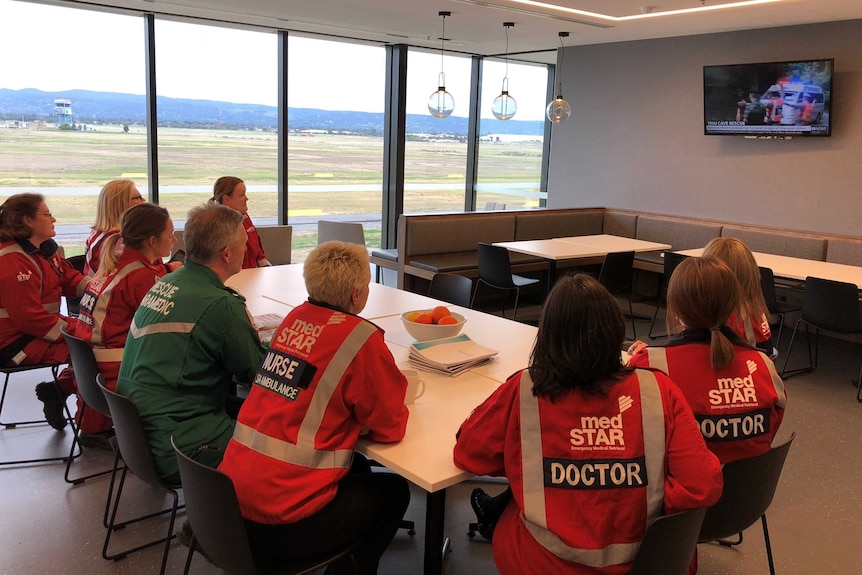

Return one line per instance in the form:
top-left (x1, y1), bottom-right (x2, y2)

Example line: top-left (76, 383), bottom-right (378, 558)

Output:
top-left (414, 313), bottom-right (434, 324)
top-left (407, 311), bottom-right (422, 322)
top-left (431, 306), bottom-right (451, 324)
top-left (437, 315), bottom-right (459, 325)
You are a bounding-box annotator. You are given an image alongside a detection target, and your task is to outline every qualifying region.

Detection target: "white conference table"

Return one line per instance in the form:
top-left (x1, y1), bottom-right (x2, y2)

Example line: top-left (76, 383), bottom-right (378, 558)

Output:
top-left (677, 248), bottom-right (862, 289)
top-left (494, 234), bottom-right (671, 289)
top-left (229, 263), bottom-right (444, 320)
top-left (227, 265), bottom-right (536, 575)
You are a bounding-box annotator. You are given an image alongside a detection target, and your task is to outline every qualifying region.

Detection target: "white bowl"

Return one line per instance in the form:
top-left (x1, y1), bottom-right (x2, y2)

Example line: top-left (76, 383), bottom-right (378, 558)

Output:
top-left (400, 311), bottom-right (466, 341)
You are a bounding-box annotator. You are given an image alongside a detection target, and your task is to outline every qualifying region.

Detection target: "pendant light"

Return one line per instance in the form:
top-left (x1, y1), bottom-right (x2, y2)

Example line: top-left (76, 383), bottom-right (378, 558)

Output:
top-left (428, 11), bottom-right (455, 119)
top-left (492, 22), bottom-right (517, 121)
top-left (546, 32), bottom-right (572, 124)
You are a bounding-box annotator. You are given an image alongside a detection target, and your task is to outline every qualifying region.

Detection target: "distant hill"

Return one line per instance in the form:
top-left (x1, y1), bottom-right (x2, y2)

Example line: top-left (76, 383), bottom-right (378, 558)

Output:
top-left (0, 88), bottom-right (544, 136)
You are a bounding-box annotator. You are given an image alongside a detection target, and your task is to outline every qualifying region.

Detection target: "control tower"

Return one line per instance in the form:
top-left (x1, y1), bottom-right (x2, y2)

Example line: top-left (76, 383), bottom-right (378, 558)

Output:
top-left (53, 99), bottom-right (72, 125)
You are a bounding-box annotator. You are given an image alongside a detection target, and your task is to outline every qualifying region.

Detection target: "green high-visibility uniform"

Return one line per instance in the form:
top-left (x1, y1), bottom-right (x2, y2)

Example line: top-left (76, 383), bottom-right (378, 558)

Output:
top-left (118, 260), bottom-right (265, 479)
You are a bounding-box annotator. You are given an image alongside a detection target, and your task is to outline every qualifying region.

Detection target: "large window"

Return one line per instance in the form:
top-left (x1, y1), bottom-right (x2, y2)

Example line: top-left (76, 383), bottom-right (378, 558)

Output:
top-left (286, 36), bottom-right (385, 261)
top-left (1, 1), bottom-right (552, 263)
top-left (404, 49), bottom-right (473, 214)
top-left (154, 19), bottom-right (278, 231)
top-left (476, 60), bottom-right (548, 210)
top-left (0, 0), bottom-right (146, 255)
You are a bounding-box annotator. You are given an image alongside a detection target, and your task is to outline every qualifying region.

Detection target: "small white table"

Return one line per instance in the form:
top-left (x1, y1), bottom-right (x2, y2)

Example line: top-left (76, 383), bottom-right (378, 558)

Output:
top-left (228, 264), bottom-right (444, 320)
top-left (494, 234), bottom-right (671, 291)
top-left (676, 248), bottom-right (862, 290)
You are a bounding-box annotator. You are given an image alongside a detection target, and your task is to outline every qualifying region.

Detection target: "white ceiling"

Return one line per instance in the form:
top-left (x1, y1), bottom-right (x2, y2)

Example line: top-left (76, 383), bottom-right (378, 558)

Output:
top-left (66, 0), bottom-right (862, 63)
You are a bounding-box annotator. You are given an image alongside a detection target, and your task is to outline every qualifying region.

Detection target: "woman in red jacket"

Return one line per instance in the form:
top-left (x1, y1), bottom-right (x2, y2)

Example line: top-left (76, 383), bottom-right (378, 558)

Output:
top-left (71, 203), bottom-right (176, 419)
top-left (629, 257), bottom-right (786, 464)
top-left (211, 176), bottom-right (271, 269)
top-left (454, 274), bottom-right (722, 575)
top-left (84, 179), bottom-right (145, 276)
top-left (0, 193), bottom-right (102, 437)
top-left (702, 237), bottom-right (774, 355)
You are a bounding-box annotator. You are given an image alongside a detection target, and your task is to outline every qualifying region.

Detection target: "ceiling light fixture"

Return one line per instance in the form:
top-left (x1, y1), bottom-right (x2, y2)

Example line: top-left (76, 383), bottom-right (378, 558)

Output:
top-left (428, 11), bottom-right (455, 119)
top-left (546, 31), bottom-right (571, 124)
top-left (492, 22), bottom-right (517, 121)
top-left (499, 0), bottom-right (782, 22)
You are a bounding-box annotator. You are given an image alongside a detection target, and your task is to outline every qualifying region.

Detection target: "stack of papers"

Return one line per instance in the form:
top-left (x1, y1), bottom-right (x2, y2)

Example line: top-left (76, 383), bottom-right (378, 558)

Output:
top-left (253, 313), bottom-right (284, 344)
top-left (409, 334), bottom-right (498, 376)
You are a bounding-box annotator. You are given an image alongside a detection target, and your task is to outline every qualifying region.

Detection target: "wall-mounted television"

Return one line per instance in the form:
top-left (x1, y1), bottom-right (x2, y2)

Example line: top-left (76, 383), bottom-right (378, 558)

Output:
top-left (704, 58), bottom-right (833, 137)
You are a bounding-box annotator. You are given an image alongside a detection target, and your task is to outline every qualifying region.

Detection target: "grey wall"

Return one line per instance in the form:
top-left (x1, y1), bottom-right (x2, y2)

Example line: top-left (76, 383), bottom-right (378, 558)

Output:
top-left (547, 19), bottom-right (862, 236)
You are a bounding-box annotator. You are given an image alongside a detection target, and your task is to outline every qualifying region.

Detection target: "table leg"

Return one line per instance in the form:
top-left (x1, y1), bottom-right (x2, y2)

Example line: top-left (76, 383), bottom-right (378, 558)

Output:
top-left (424, 489), bottom-right (447, 575)
top-left (546, 260), bottom-right (557, 297)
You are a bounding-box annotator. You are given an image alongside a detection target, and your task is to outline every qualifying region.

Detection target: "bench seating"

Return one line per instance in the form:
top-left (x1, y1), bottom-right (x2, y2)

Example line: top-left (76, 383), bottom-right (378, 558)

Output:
top-left (826, 238), bottom-right (862, 267)
top-left (633, 215), bottom-right (723, 273)
top-left (391, 207), bottom-right (862, 292)
top-left (721, 225), bottom-right (826, 261)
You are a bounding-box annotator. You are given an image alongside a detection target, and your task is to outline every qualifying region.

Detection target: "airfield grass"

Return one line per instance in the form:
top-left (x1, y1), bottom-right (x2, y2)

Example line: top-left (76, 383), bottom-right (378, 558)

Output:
top-left (1, 125), bottom-right (540, 258)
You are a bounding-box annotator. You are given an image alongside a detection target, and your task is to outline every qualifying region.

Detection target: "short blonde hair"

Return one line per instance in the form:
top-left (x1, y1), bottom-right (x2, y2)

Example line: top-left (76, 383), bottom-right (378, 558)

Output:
top-left (304, 241), bottom-right (370, 309)
top-left (93, 179), bottom-right (137, 232)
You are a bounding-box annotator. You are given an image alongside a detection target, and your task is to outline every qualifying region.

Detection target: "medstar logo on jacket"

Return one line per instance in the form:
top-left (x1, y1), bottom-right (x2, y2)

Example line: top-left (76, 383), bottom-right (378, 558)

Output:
top-left (569, 394), bottom-right (633, 450)
top-left (710, 359), bottom-right (759, 407)
top-left (16, 269), bottom-right (32, 282)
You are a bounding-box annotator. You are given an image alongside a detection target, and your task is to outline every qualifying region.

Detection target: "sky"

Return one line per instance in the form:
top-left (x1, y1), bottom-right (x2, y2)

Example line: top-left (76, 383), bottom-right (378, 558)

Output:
top-left (0, 0), bottom-right (549, 120)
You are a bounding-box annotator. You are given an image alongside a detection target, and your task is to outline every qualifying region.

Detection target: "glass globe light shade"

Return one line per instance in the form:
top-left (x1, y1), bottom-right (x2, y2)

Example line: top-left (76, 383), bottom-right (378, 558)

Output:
top-left (428, 87), bottom-right (455, 119)
top-left (546, 96), bottom-right (572, 123)
top-left (492, 91), bottom-right (517, 121)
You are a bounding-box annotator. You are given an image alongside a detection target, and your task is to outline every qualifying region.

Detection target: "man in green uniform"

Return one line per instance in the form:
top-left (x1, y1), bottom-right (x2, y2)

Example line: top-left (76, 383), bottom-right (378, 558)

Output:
top-left (117, 203), bottom-right (265, 481)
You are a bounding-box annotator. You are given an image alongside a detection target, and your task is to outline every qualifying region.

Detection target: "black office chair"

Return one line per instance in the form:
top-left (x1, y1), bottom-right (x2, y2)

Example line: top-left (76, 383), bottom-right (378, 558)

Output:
top-left (598, 251), bottom-right (637, 339)
top-left (780, 277), bottom-right (862, 392)
top-left (428, 273), bottom-right (473, 308)
top-left (0, 362), bottom-right (79, 466)
top-left (759, 266), bottom-right (800, 347)
top-left (172, 436), bottom-right (358, 575)
top-left (471, 243), bottom-right (540, 321)
top-left (65, 254), bottom-right (87, 316)
top-left (629, 507), bottom-right (707, 575)
top-left (60, 326), bottom-right (115, 485)
top-left (648, 251), bottom-right (689, 339)
top-left (98, 378), bottom-right (182, 575)
top-left (698, 433), bottom-right (795, 575)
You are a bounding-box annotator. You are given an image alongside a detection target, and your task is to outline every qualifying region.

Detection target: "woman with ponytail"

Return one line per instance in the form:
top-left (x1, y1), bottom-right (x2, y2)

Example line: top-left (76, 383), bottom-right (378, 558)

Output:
top-left (629, 256), bottom-right (787, 464)
top-left (72, 203), bottom-right (177, 437)
top-left (702, 237), bottom-right (775, 356)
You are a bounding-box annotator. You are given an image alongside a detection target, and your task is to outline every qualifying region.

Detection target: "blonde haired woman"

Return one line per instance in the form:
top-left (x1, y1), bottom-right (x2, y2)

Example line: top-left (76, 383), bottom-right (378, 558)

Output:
top-left (702, 237), bottom-right (773, 354)
top-left (85, 179), bottom-right (145, 275)
top-left (629, 256), bottom-right (786, 464)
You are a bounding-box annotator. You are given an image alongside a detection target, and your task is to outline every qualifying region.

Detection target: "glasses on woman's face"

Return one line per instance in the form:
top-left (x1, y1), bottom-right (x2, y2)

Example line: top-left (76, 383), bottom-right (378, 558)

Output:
top-left (36, 212), bottom-right (53, 218)
top-left (130, 194), bottom-right (145, 204)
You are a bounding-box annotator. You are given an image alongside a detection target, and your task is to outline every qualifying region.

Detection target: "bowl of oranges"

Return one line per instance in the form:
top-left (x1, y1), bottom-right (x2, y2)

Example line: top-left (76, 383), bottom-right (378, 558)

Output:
top-left (401, 306), bottom-right (466, 341)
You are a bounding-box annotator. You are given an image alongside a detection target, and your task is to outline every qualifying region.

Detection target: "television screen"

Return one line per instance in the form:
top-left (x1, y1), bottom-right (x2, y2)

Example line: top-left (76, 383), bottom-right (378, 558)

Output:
top-left (704, 59), bottom-right (833, 137)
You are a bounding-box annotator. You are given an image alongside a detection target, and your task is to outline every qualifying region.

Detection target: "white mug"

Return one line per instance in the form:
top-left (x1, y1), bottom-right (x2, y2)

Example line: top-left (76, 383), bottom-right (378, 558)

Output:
top-left (401, 368), bottom-right (426, 404)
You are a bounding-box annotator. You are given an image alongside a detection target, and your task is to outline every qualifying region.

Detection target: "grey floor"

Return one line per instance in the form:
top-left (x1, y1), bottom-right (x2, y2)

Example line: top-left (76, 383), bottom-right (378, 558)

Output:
top-left (1, 307), bottom-right (861, 575)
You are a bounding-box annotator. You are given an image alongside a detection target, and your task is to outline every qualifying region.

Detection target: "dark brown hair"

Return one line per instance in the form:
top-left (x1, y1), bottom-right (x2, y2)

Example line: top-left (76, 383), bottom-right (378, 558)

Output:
top-left (666, 256), bottom-right (740, 370)
top-left (97, 204), bottom-right (172, 278)
top-left (529, 274), bottom-right (632, 401)
top-left (0, 193), bottom-right (44, 242)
